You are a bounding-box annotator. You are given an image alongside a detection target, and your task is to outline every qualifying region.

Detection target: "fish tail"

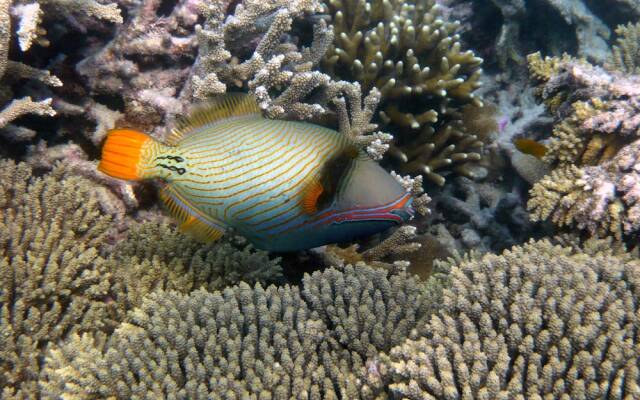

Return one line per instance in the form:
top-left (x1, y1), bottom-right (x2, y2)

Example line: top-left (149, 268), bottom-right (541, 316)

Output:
top-left (98, 129), bottom-right (160, 180)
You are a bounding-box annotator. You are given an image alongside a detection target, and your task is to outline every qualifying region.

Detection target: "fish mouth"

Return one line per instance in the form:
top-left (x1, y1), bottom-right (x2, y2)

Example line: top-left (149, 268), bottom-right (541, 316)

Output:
top-left (310, 191), bottom-right (414, 227)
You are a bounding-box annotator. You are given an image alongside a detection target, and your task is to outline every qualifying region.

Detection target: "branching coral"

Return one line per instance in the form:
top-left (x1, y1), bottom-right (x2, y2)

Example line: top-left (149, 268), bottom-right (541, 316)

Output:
top-left (608, 22), bottom-right (640, 74)
top-left (526, 53), bottom-right (640, 239)
top-left (43, 265), bottom-right (434, 399)
top-left (108, 221), bottom-right (284, 316)
top-left (0, 0), bottom-right (122, 142)
top-left (0, 160), bottom-right (117, 399)
top-left (76, 0), bottom-right (198, 134)
top-left (366, 238), bottom-right (640, 399)
top-left (0, 161), bottom-right (286, 398)
top-left (302, 265), bottom-right (433, 358)
top-left (187, 0), bottom-right (393, 159)
top-left (322, 0), bottom-right (486, 185)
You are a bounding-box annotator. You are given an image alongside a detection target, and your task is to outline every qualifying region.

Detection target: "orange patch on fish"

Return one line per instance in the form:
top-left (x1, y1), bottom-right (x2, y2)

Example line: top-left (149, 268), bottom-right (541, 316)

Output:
top-left (302, 179), bottom-right (324, 214)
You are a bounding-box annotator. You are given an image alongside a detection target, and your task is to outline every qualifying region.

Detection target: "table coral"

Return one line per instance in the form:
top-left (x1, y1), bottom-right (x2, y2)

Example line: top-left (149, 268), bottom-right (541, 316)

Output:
top-left (42, 265), bottom-right (435, 399)
top-left (366, 238), bottom-right (640, 399)
top-left (322, 0), bottom-right (486, 186)
top-left (526, 53), bottom-right (640, 239)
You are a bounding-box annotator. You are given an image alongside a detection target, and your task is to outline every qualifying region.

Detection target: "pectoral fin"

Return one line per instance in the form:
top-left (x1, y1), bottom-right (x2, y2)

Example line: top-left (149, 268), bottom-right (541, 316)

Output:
top-left (159, 185), bottom-right (226, 242)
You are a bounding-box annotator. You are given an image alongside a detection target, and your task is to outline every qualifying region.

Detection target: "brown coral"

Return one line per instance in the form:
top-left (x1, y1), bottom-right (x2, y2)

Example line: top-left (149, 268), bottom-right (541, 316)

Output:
top-left (0, 161), bottom-right (116, 399)
top-left (43, 265), bottom-right (435, 399)
top-left (108, 222), bottom-right (284, 316)
top-left (526, 54), bottom-right (640, 239)
top-left (322, 0), bottom-right (486, 185)
top-left (366, 238), bottom-right (640, 399)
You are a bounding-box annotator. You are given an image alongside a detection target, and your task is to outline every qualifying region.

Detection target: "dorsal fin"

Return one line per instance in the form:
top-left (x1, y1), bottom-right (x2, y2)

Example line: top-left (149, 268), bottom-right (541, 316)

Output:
top-left (166, 93), bottom-right (262, 146)
top-left (159, 184), bottom-right (226, 242)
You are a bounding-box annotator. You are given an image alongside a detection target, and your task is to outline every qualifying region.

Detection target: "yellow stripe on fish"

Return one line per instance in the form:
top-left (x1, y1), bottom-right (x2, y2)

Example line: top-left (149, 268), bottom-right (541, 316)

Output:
top-left (98, 93), bottom-right (415, 251)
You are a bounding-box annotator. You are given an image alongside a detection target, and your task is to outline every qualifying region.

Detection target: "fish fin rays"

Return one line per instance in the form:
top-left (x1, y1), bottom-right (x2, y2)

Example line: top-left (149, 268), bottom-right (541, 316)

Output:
top-left (301, 178), bottom-right (324, 215)
top-left (159, 185), bottom-right (226, 242)
top-left (166, 93), bottom-right (263, 146)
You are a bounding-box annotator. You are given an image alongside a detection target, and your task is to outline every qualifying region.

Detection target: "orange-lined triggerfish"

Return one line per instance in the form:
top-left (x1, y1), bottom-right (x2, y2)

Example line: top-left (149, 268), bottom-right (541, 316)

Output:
top-left (98, 94), bottom-right (414, 251)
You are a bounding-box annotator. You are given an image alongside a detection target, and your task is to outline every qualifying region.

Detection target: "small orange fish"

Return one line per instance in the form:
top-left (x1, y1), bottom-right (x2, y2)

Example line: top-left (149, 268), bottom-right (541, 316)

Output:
top-left (514, 138), bottom-right (547, 159)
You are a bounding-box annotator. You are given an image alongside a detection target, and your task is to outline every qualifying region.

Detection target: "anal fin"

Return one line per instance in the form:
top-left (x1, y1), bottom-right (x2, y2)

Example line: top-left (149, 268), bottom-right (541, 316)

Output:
top-left (159, 185), bottom-right (225, 243)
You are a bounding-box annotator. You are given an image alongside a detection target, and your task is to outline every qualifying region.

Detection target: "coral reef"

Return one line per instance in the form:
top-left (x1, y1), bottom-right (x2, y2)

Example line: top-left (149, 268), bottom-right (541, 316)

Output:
top-left (2, 1), bottom-right (640, 398)
top-left (76, 0), bottom-right (199, 134)
top-left (608, 22), bottom-right (640, 74)
top-left (0, 0), bottom-right (122, 142)
top-left (366, 238), bottom-right (640, 398)
top-left (527, 54), bottom-right (640, 239)
top-left (43, 265), bottom-right (435, 399)
top-left (188, 0), bottom-right (392, 159)
top-left (433, 176), bottom-right (536, 253)
top-left (108, 222), bottom-right (284, 316)
top-left (0, 162), bottom-right (284, 398)
top-left (462, 0), bottom-right (640, 73)
top-left (323, 0), bottom-right (487, 185)
top-left (0, 160), bottom-right (117, 399)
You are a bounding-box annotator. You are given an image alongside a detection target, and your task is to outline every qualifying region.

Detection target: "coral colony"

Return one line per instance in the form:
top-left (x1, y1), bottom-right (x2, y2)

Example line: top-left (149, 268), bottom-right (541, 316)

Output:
top-left (0, 0), bottom-right (639, 398)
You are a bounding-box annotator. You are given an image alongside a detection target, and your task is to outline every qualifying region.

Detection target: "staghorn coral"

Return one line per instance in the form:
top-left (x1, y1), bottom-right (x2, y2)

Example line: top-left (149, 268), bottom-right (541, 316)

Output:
top-left (367, 238), bottom-right (640, 399)
top-left (526, 54), bottom-right (640, 239)
top-left (0, 160), bottom-right (117, 399)
top-left (322, 0), bottom-right (486, 186)
top-left (43, 265), bottom-right (434, 399)
top-left (11, 0), bottom-right (122, 51)
top-left (608, 22), bottom-right (640, 74)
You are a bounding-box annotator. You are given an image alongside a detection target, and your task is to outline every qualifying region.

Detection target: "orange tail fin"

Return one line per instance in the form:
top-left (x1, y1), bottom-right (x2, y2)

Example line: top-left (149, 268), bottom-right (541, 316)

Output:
top-left (98, 129), bottom-right (153, 181)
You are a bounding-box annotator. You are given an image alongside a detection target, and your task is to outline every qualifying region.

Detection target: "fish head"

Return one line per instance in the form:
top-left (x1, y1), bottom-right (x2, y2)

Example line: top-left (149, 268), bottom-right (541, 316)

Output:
top-left (324, 153), bottom-right (415, 225)
top-left (258, 151), bottom-right (415, 252)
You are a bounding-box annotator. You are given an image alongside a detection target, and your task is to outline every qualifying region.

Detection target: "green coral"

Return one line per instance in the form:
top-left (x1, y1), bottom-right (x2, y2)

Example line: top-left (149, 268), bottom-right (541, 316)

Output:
top-left (366, 238), bottom-right (640, 399)
top-left (322, 0), bottom-right (486, 186)
top-left (43, 265), bottom-right (436, 399)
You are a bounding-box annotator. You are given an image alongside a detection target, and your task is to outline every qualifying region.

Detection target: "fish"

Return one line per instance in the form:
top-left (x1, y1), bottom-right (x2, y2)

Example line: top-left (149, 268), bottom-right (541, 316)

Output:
top-left (514, 138), bottom-right (547, 159)
top-left (98, 94), bottom-right (414, 252)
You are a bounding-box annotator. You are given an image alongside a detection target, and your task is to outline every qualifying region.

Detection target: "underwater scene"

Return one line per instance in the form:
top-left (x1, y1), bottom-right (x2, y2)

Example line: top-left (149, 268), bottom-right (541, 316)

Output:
top-left (1, 0), bottom-right (640, 398)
